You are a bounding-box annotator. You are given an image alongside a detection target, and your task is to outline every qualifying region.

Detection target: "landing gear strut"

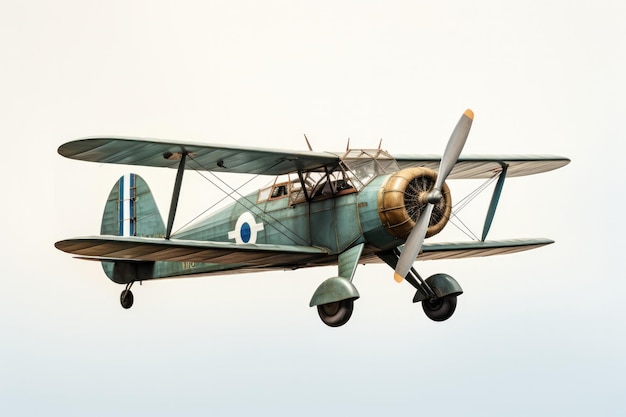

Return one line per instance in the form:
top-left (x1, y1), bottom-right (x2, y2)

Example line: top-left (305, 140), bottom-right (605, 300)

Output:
top-left (317, 299), bottom-right (354, 327)
top-left (379, 249), bottom-right (463, 322)
top-left (120, 282), bottom-right (134, 309)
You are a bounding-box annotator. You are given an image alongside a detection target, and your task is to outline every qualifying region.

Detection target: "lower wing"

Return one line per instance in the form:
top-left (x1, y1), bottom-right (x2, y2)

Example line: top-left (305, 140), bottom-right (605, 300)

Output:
top-left (364, 238), bottom-right (554, 264)
top-left (55, 236), bottom-right (329, 267)
top-left (418, 238), bottom-right (554, 260)
top-left (56, 236), bottom-right (554, 269)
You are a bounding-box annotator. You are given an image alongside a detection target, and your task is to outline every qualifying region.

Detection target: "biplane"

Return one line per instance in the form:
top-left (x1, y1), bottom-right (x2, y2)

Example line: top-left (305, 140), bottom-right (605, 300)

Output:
top-left (55, 110), bottom-right (569, 327)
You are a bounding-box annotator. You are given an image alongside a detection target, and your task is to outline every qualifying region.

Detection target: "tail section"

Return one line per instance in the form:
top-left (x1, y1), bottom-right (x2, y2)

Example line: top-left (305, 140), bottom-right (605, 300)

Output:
top-left (101, 173), bottom-right (164, 283)
top-left (101, 173), bottom-right (165, 238)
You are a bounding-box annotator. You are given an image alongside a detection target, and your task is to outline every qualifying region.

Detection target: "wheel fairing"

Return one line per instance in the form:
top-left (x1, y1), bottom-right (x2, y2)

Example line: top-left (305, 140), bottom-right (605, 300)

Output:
top-left (309, 276), bottom-right (360, 307)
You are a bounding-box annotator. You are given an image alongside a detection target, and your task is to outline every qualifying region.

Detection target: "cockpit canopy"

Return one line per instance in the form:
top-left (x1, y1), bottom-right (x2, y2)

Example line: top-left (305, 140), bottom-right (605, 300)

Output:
top-left (258, 149), bottom-right (399, 205)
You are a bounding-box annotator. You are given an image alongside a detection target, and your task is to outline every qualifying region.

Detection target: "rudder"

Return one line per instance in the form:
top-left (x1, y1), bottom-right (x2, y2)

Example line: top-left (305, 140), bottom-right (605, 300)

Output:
top-left (101, 173), bottom-right (165, 238)
top-left (101, 173), bottom-right (164, 282)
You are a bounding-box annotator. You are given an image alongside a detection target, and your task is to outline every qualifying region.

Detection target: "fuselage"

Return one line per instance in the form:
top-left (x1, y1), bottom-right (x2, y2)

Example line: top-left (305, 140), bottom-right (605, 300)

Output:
top-left (140, 149), bottom-right (451, 280)
top-left (172, 173), bottom-right (402, 254)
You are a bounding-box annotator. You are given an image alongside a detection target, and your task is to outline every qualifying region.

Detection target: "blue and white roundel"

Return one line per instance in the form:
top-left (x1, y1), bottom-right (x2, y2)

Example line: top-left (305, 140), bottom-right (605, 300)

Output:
top-left (228, 212), bottom-right (264, 244)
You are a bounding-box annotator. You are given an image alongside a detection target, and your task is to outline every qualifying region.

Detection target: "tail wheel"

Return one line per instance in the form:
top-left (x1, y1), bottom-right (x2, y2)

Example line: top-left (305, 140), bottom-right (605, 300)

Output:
top-left (317, 299), bottom-right (354, 327)
top-left (422, 294), bottom-right (457, 321)
top-left (120, 289), bottom-right (134, 309)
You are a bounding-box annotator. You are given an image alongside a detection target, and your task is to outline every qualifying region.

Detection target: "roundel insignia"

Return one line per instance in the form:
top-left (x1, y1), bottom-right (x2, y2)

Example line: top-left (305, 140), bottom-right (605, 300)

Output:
top-left (228, 212), bottom-right (264, 244)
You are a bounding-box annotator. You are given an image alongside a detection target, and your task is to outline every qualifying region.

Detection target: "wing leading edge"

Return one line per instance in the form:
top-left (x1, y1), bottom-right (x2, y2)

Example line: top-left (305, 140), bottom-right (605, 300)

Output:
top-left (59, 138), bottom-right (569, 179)
top-left (363, 238), bottom-right (554, 264)
top-left (55, 236), bottom-right (329, 266)
top-left (57, 236), bottom-right (552, 263)
top-left (395, 155), bottom-right (570, 179)
top-left (418, 238), bottom-right (554, 260)
top-left (58, 137), bottom-right (340, 176)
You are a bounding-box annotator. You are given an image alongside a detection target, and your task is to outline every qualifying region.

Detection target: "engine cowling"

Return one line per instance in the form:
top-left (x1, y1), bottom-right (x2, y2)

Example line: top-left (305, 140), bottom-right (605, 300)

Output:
top-left (377, 167), bottom-right (452, 239)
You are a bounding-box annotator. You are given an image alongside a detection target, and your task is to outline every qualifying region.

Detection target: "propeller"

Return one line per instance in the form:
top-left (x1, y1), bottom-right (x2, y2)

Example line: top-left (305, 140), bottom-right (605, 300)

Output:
top-left (393, 109), bottom-right (474, 283)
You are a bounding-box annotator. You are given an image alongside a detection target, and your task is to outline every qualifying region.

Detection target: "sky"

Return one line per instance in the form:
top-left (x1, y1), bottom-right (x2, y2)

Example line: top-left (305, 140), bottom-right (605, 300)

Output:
top-left (1, 0), bottom-right (625, 415)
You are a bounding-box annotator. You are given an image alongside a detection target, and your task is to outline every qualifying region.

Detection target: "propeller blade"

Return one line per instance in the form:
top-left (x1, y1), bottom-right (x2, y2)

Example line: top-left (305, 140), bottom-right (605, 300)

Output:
top-left (428, 109), bottom-right (474, 203)
top-left (394, 109), bottom-right (474, 282)
top-left (394, 204), bottom-right (434, 282)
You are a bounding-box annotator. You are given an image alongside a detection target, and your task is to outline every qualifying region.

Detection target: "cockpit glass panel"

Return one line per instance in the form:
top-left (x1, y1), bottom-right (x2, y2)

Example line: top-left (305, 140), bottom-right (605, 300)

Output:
top-left (341, 149), bottom-right (399, 189)
top-left (258, 148), bottom-right (399, 204)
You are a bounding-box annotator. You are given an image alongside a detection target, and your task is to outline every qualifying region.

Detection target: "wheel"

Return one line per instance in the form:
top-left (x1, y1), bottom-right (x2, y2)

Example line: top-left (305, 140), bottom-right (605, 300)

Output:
top-left (422, 294), bottom-right (457, 322)
top-left (317, 299), bottom-right (354, 327)
top-left (120, 289), bottom-right (134, 309)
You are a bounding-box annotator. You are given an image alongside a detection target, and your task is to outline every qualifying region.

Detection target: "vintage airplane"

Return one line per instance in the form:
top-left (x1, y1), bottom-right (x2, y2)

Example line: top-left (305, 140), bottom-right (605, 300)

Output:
top-left (55, 109), bottom-right (569, 327)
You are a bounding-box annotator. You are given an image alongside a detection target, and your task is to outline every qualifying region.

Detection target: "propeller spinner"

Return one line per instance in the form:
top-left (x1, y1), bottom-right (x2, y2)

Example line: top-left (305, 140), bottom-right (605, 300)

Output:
top-left (393, 109), bottom-right (474, 283)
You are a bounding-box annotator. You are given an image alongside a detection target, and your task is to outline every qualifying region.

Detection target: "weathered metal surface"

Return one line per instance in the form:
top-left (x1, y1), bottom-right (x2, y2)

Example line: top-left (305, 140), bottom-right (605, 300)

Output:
top-left (359, 238), bottom-right (555, 265)
top-left (57, 137), bottom-right (569, 288)
top-left (481, 164), bottom-right (508, 241)
top-left (59, 137), bottom-right (339, 175)
top-left (395, 154), bottom-right (570, 179)
top-left (58, 138), bottom-right (569, 179)
top-left (55, 236), bottom-right (328, 265)
top-left (356, 175), bottom-right (401, 251)
top-left (415, 238), bottom-right (554, 261)
top-left (101, 174), bottom-right (165, 238)
top-left (309, 198), bottom-right (338, 252)
top-left (378, 167), bottom-right (451, 239)
top-left (334, 194), bottom-right (363, 252)
top-left (413, 273), bottom-right (463, 302)
top-left (309, 277), bottom-right (360, 307)
top-left (165, 152), bottom-right (187, 239)
top-left (109, 261), bottom-right (155, 284)
top-left (337, 243), bottom-right (364, 282)
top-left (100, 174), bottom-right (166, 281)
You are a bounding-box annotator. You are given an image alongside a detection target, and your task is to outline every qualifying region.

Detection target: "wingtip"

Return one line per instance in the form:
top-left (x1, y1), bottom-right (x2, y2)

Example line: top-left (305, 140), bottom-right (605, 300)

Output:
top-left (394, 272), bottom-right (404, 283)
top-left (464, 109), bottom-right (474, 120)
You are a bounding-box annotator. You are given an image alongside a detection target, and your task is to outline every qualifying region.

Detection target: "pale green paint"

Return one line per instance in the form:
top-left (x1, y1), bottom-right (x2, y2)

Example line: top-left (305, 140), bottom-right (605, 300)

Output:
top-left (337, 243), bottom-right (364, 282)
top-left (59, 137), bottom-right (339, 176)
top-left (395, 154), bottom-right (570, 179)
top-left (100, 174), bottom-right (165, 281)
top-left (309, 277), bottom-right (360, 307)
top-left (413, 273), bottom-right (463, 302)
top-left (56, 138), bottom-right (567, 286)
top-left (482, 164), bottom-right (508, 241)
top-left (59, 138), bottom-right (570, 179)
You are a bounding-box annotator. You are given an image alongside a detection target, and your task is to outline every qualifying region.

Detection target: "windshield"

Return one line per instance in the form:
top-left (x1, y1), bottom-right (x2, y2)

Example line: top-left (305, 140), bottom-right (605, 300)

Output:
top-left (258, 148), bottom-right (399, 205)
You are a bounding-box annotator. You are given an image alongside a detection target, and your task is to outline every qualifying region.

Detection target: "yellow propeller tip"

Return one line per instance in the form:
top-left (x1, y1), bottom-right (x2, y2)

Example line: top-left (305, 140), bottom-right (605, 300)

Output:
top-left (394, 272), bottom-right (404, 283)
top-left (464, 109), bottom-right (474, 120)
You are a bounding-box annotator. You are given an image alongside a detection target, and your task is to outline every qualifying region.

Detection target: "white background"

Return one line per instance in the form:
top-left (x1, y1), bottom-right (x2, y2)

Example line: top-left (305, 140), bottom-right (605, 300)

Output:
top-left (1, 1), bottom-right (623, 415)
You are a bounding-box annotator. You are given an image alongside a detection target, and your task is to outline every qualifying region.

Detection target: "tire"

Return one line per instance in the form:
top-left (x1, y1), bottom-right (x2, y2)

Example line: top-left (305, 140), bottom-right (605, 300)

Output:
top-left (317, 299), bottom-right (354, 327)
top-left (120, 289), bottom-right (134, 309)
top-left (422, 294), bottom-right (457, 322)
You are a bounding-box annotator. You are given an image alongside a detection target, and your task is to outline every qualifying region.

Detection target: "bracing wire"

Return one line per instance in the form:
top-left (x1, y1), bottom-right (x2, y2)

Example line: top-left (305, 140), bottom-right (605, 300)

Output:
top-left (448, 174), bottom-right (501, 240)
top-left (173, 157), bottom-right (309, 246)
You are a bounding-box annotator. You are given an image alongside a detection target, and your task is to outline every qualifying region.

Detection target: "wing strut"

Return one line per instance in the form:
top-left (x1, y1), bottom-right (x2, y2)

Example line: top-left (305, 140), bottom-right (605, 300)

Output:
top-left (296, 170), bottom-right (311, 202)
top-left (165, 152), bottom-right (188, 239)
top-left (481, 164), bottom-right (508, 241)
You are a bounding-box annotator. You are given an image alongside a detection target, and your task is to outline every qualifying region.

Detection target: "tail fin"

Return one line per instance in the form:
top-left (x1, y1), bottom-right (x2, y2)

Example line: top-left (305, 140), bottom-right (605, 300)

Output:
top-left (101, 173), bottom-right (165, 238)
top-left (101, 173), bottom-right (164, 282)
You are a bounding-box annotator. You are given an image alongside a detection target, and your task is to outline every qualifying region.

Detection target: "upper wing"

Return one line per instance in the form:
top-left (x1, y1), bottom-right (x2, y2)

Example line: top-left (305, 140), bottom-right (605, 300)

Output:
top-left (58, 137), bottom-right (340, 175)
top-left (59, 138), bottom-right (569, 178)
top-left (55, 236), bottom-right (329, 266)
top-left (394, 154), bottom-right (570, 179)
